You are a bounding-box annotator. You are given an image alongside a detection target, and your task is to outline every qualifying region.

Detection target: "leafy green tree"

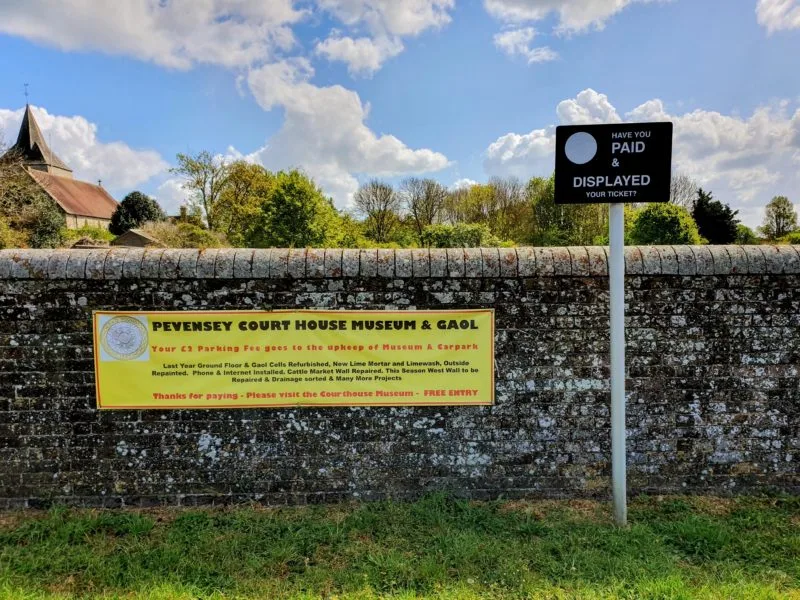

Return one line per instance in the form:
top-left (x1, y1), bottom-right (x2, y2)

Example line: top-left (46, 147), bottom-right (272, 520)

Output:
top-left (629, 203), bottom-right (702, 245)
top-left (444, 178), bottom-right (530, 241)
top-left (215, 161), bottom-right (274, 246)
top-left (170, 151), bottom-right (229, 231)
top-left (0, 150), bottom-right (64, 247)
top-left (385, 215), bottom-right (420, 248)
top-left (735, 224), bottom-right (759, 245)
top-left (525, 175), bottom-right (607, 246)
top-left (246, 170), bottom-right (340, 248)
top-left (25, 198), bottom-right (64, 248)
top-left (109, 191), bottom-right (165, 235)
top-left (691, 188), bottom-right (738, 244)
top-left (782, 231), bottom-right (800, 244)
top-left (420, 223), bottom-right (505, 248)
top-left (333, 214), bottom-right (371, 248)
top-left (593, 205), bottom-right (640, 245)
top-left (759, 196), bottom-right (797, 240)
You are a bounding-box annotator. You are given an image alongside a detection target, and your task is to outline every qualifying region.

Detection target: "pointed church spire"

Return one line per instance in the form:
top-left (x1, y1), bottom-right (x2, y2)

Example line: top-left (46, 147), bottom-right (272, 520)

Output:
top-left (5, 104), bottom-right (73, 178)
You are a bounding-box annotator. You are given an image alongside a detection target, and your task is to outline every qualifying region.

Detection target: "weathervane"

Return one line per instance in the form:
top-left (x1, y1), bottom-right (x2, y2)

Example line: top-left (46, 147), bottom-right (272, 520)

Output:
top-left (24, 83), bottom-right (29, 104)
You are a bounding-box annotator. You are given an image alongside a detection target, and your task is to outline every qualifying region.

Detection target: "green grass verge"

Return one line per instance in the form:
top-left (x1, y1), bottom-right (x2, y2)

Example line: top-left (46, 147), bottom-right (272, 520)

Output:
top-left (0, 495), bottom-right (798, 599)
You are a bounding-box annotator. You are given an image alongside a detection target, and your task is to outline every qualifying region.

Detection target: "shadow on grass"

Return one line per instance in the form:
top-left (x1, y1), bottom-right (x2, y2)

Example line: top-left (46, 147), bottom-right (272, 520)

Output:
top-left (0, 494), bottom-right (798, 599)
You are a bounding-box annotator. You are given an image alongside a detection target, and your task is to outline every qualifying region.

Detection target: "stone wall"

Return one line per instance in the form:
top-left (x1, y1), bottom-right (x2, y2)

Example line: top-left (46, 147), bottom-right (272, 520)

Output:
top-left (1, 246), bottom-right (798, 508)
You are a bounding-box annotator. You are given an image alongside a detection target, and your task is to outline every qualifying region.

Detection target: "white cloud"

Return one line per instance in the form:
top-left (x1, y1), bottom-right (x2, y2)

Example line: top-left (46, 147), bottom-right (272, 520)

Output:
top-left (0, 0), bottom-right (304, 69)
top-left (483, 89), bottom-right (800, 226)
top-left (484, 0), bottom-right (660, 33)
top-left (315, 1), bottom-right (455, 74)
top-left (493, 27), bottom-right (558, 64)
top-left (484, 88), bottom-right (618, 177)
top-left (451, 178), bottom-right (479, 190)
top-left (154, 178), bottom-right (193, 215)
top-left (627, 99), bottom-right (800, 216)
top-left (315, 34), bottom-right (404, 76)
top-left (485, 2), bottom-right (667, 69)
top-left (316, 0), bottom-right (455, 37)
top-left (485, 127), bottom-right (556, 179)
top-left (757, 0), bottom-right (800, 32)
top-left (245, 59), bottom-right (450, 207)
top-left (0, 106), bottom-right (167, 193)
top-left (557, 89), bottom-right (621, 124)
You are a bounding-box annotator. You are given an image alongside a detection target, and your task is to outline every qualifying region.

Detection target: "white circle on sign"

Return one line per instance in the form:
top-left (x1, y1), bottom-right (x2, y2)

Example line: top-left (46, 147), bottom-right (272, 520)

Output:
top-left (564, 132), bottom-right (597, 165)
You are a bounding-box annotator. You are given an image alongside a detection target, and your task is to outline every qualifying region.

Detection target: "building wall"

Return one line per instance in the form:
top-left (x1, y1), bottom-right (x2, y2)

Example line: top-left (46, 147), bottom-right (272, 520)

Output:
top-left (0, 247), bottom-right (798, 508)
top-left (64, 214), bottom-right (111, 230)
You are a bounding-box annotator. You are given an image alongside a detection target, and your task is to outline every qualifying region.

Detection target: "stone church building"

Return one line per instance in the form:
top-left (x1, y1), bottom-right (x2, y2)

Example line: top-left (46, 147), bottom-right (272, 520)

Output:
top-left (2, 105), bottom-right (118, 229)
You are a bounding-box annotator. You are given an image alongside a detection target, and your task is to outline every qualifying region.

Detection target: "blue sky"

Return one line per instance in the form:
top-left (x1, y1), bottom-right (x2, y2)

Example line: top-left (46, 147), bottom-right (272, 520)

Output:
top-left (1, 0), bottom-right (799, 227)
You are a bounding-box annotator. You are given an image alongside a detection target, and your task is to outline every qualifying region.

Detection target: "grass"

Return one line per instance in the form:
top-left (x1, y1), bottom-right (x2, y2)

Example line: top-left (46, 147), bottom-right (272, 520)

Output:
top-left (0, 494), bottom-right (798, 599)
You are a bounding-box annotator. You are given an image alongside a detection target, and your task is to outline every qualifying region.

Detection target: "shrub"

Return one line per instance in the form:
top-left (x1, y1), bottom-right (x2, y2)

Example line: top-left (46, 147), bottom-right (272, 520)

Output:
top-left (60, 226), bottom-right (115, 246)
top-left (0, 216), bottom-right (24, 249)
top-left (781, 231), bottom-right (800, 245)
top-left (734, 224), bottom-right (760, 245)
top-left (629, 203), bottom-right (702, 245)
top-left (420, 223), bottom-right (507, 248)
top-left (139, 221), bottom-right (227, 248)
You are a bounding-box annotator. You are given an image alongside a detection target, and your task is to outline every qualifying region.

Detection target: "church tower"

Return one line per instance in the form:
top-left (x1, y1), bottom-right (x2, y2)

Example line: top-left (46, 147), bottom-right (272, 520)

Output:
top-left (1, 104), bottom-right (118, 229)
top-left (5, 104), bottom-right (73, 179)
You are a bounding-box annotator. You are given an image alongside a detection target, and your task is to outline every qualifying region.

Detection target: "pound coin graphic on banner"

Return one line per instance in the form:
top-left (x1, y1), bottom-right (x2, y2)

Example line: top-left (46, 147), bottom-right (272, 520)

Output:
top-left (98, 314), bottom-right (150, 362)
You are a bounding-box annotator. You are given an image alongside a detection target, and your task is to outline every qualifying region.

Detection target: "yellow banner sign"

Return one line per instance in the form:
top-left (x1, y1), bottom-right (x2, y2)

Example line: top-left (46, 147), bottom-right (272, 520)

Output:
top-left (93, 310), bottom-right (494, 409)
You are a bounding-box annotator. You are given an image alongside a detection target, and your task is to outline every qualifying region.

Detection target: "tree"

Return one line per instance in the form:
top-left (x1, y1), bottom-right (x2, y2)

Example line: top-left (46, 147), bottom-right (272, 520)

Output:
top-left (735, 224), bottom-right (759, 245)
top-left (0, 146), bottom-right (65, 248)
top-left (26, 198), bottom-right (65, 248)
top-left (461, 183), bottom-right (496, 225)
top-left (170, 151), bottom-right (229, 231)
top-left (759, 196), bottom-right (797, 240)
top-left (215, 161), bottom-right (274, 246)
top-left (443, 186), bottom-right (471, 225)
top-left (628, 203), bottom-right (702, 245)
top-left (487, 176), bottom-right (529, 240)
top-left (334, 214), bottom-right (371, 248)
top-left (691, 188), bottom-right (738, 244)
top-left (420, 223), bottom-right (504, 248)
top-left (400, 178), bottom-right (447, 242)
top-left (353, 180), bottom-right (400, 243)
top-left (109, 191), bottom-right (165, 235)
top-left (246, 170), bottom-right (341, 248)
top-left (670, 173), bottom-right (698, 209)
top-left (525, 175), bottom-right (607, 246)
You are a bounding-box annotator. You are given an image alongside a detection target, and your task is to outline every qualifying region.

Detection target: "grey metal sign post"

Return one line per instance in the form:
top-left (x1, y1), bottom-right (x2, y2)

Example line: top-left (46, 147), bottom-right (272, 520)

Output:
top-left (554, 122), bottom-right (673, 527)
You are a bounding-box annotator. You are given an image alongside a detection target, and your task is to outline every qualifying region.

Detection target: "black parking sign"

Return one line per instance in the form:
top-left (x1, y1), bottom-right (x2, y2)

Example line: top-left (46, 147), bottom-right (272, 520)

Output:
top-left (554, 122), bottom-right (673, 204)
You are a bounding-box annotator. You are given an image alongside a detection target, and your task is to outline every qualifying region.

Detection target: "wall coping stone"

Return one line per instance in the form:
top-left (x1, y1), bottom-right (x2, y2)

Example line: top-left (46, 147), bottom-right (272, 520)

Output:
top-left (1, 246), bottom-right (798, 280)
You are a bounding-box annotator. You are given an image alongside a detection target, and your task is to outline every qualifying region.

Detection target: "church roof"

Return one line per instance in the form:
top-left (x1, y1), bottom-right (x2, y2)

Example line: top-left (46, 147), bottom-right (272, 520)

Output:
top-left (28, 170), bottom-right (118, 219)
top-left (5, 105), bottom-right (72, 174)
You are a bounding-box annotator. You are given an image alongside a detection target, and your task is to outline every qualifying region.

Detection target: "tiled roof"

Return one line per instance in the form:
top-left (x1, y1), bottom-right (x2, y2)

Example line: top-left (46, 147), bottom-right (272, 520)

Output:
top-left (29, 170), bottom-right (118, 219)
